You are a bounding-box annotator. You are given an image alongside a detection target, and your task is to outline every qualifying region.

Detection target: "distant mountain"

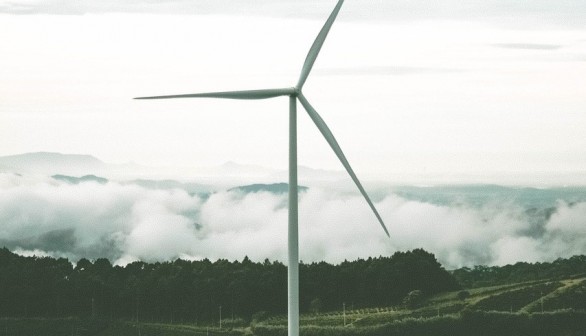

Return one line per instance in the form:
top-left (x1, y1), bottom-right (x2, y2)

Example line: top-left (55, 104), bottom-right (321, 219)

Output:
top-left (0, 152), bottom-right (156, 178)
top-left (218, 161), bottom-right (276, 176)
top-left (0, 152), bottom-right (349, 185)
top-left (52, 174), bottom-right (109, 185)
top-left (0, 152), bottom-right (105, 175)
top-left (129, 179), bottom-right (212, 194)
top-left (229, 183), bottom-right (308, 194)
top-left (48, 174), bottom-right (212, 195)
top-left (391, 184), bottom-right (586, 208)
top-left (198, 161), bottom-right (345, 184)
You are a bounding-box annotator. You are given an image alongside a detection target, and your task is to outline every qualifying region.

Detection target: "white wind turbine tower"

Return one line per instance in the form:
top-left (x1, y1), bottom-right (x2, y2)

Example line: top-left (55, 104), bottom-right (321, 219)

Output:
top-left (135, 1), bottom-right (389, 335)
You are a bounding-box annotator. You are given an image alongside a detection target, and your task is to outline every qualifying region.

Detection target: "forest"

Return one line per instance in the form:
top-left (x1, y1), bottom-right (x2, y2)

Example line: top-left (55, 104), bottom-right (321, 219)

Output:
top-left (0, 248), bottom-right (459, 323)
top-left (2, 248), bottom-right (586, 335)
top-left (452, 255), bottom-right (586, 288)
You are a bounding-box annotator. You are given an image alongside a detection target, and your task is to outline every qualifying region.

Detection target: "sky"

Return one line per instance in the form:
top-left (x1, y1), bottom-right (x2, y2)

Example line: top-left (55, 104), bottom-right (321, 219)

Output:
top-left (1, 1), bottom-right (586, 268)
top-left (1, 0), bottom-right (585, 185)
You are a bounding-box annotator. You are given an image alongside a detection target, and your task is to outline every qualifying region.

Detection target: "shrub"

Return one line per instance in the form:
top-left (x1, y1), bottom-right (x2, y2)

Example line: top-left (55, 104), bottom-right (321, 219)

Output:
top-left (403, 290), bottom-right (425, 309)
top-left (457, 290), bottom-right (470, 301)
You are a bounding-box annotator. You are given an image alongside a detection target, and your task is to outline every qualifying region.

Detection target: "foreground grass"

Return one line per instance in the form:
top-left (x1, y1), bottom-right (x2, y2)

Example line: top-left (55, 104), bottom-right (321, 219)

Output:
top-left (0, 317), bottom-right (108, 336)
top-left (2, 277), bottom-right (585, 335)
top-left (115, 311), bottom-right (586, 336)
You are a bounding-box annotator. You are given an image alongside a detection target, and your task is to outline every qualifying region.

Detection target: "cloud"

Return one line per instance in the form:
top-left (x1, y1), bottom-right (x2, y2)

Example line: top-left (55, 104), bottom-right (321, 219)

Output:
top-left (2, 0), bottom-right (586, 29)
top-left (0, 0), bottom-right (336, 17)
top-left (1, 172), bottom-right (586, 269)
top-left (316, 66), bottom-right (463, 77)
top-left (493, 43), bottom-right (563, 50)
top-left (544, 201), bottom-right (586, 257)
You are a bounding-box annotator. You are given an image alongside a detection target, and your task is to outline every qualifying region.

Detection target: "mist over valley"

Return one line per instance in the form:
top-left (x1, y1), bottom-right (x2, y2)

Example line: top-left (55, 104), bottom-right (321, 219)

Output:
top-left (1, 152), bottom-right (585, 269)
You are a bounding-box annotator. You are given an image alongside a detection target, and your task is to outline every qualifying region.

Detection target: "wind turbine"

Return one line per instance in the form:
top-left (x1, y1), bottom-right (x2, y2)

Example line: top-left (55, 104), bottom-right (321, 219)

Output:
top-left (135, 1), bottom-right (389, 335)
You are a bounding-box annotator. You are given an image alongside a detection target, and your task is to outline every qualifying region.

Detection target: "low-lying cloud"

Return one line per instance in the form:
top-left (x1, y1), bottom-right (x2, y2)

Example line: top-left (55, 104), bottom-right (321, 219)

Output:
top-left (1, 172), bottom-right (585, 269)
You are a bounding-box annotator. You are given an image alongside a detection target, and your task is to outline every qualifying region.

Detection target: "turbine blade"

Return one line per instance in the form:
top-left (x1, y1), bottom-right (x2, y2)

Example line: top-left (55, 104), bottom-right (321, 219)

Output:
top-left (296, 0), bottom-right (344, 90)
top-left (135, 87), bottom-right (296, 100)
top-left (298, 93), bottom-right (390, 237)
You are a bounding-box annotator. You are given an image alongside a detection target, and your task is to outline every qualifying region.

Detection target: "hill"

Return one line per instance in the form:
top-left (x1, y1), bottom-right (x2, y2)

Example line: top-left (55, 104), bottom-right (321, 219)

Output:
top-left (52, 174), bottom-right (109, 184)
top-left (228, 183), bottom-right (308, 194)
top-left (128, 178), bottom-right (212, 194)
top-left (1, 249), bottom-right (585, 335)
top-left (0, 248), bottom-right (458, 321)
top-left (0, 152), bottom-right (105, 175)
top-left (390, 184), bottom-right (586, 209)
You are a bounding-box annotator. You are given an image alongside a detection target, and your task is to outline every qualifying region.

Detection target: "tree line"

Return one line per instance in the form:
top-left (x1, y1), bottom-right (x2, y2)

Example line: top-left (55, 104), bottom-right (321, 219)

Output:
top-left (0, 248), bottom-right (459, 323)
top-left (452, 255), bottom-right (586, 288)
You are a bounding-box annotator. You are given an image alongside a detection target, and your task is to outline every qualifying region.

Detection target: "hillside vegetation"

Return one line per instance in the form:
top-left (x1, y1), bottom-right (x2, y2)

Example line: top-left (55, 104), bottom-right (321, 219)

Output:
top-left (1, 249), bottom-right (585, 335)
top-left (0, 248), bottom-right (457, 321)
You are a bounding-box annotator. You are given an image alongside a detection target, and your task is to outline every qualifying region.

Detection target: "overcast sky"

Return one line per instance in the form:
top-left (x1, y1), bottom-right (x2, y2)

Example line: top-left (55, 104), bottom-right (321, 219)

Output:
top-left (1, 0), bottom-right (586, 185)
top-left (1, 1), bottom-right (586, 267)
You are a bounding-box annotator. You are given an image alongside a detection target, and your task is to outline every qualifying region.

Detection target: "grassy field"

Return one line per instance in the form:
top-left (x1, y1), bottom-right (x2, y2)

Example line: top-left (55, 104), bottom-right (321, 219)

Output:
top-left (2, 276), bottom-right (585, 335)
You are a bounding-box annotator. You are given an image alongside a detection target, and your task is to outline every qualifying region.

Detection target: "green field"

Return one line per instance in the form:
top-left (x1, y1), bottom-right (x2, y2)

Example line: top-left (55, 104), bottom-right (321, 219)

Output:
top-left (3, 277), bottom-right (584, 336)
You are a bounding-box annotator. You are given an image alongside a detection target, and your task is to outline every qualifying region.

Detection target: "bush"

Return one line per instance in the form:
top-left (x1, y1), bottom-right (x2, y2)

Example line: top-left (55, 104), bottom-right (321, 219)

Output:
top-left (403, 290), bottom-right (425, 309)
top-left (457, 290), bottom-right (470, 301)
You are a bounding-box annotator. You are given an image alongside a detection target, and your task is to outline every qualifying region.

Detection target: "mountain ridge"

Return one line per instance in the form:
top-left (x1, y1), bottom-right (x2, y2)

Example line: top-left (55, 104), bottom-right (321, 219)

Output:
top-left (0, 152), bottom-right (347, 184)
top-left (228, 182), bottom-right (309, 194)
